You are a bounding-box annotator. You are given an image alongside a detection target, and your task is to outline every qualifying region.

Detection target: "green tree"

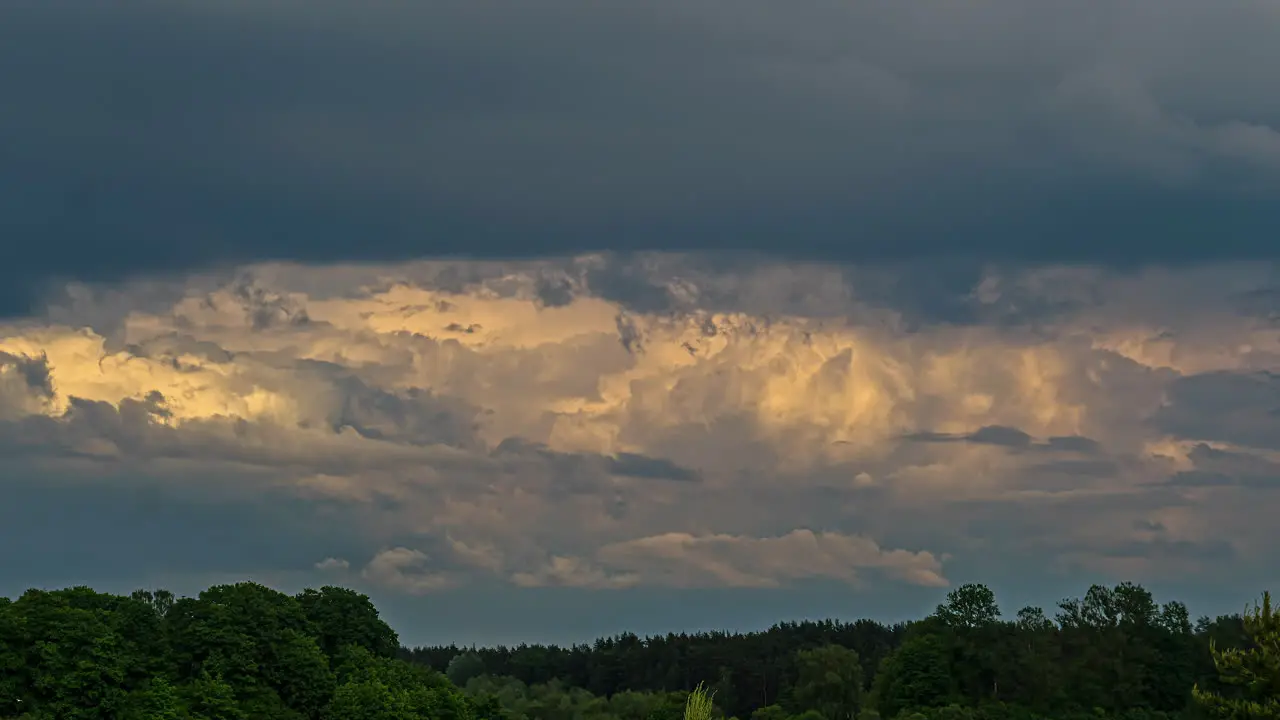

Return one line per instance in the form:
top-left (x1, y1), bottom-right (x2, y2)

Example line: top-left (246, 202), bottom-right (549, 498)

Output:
top-left (791, 646), bottom-right (863, 720)
top-left (872, 633), bottom-right (954, 717)
top-left (266, 628), bottom-right (336, 717)
top-left (644, 689), bottom-right (693, 720)
top-left (181, 671), bottom-right (247, 720)
top-left (325, 679), bottom-right (415, 720)
top-left (130, 589), bottom-right (176, 619)
top-left (328, 643), bottom-right (479, 720)
top-left (119, 677), bottom-right (184, 720)
top-left (0, 598), bottom-right (23, 717)
top-left (297, 586), bottom-right (399, 660)
top-left (1007, 606), bottom-right (1062, 711)
top-left (1, 576), bottom-right (1270, 720)
top-left (935, 585), bottom-right (1001, 629)
top-left (1193, 591), bottom-right (1280, 719)
top-left (751, 705), bottom-right (788, 720)
top-left (167, 582), bottom-right (332, 715)
top-left (448, 651), bottom-right (489, 688)
top-left (14, 588), bottom-right (134, 719)
top-left (932, 586), bottom-right (1004, 706)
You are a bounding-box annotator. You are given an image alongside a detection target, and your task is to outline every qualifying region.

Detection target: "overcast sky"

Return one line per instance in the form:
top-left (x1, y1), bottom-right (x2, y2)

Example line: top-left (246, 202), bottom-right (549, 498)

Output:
top-left (2, 1), bottom-right (1280, 646)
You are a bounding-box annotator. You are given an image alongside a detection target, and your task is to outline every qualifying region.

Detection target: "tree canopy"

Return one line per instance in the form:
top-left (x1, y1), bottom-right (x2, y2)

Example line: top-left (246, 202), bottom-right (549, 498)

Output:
top-left (1, 580), bottom-right (1275, 720)
top-left (0, 583), bottom-right (485, 720)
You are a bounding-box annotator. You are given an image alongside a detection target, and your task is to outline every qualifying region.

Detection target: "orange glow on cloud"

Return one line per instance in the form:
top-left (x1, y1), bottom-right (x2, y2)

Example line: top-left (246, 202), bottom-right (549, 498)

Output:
top-left (2, 255), bottom-right (1278, 592)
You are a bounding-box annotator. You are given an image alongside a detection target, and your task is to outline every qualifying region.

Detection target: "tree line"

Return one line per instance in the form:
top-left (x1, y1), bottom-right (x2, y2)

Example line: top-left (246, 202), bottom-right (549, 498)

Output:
top-left (402, 582), bottom-right (1278, 720)
top-left (0, 583), bottom-right (498, 719)
top-left (1, 580), bottom-right (1276, 719)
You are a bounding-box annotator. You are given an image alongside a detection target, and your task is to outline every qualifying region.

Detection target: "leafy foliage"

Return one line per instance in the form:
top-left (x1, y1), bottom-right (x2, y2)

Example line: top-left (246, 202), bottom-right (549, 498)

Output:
top-left (1, 580), bottom-right (1276, 720)
top-left (1193, 592), bottom-right (1280, 720)
top-left (0, 583), bottom-right (481, 720)
top-left (404, 583), bottom-right (1275, 720)
top-left (790, 645), bottom-right (862, 720)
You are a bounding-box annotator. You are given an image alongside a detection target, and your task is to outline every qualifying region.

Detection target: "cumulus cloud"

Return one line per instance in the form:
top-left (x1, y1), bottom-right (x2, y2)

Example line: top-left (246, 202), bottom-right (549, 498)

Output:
top-left (360, 548), bottom-right (459, 595)
top-left (510, 556), bottom-right (641, 591)
top-left (592, 530), bottom-right (948, 590)
top-left (0, 351), bottom-right (54, 420)
top-left (2, 254), bottom-right (1279, 597)
top-left (314, 557), bottom-right (350, 572)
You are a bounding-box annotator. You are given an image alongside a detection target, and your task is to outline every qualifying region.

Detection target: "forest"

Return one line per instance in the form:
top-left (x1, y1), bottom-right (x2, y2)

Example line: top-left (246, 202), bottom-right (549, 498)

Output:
top-left (0, 580), bottom-right (1275, 720)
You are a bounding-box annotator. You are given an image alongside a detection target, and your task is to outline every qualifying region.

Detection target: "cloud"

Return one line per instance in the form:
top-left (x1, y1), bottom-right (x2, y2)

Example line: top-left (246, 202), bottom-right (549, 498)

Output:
top-left (906, 425), bottom-right (1035, 449)
top-left (510, 556), bottom-right (641, 591)
top-left (0, 351), bottom-right (54, 419)
top-left (4, 2), bottom-right (1280, 314)
top-left (1152, 371), bottom-right (1280, 450)
top-left (1161, 444), bottom-right (1280, 490)
top-left (590, 530), bottom-right (948, 590)
top-left (314, 557), bottom-right (350, 572)
top-left (360, 548), bottom-right (459, 595)
top-left (608, 453), bottom-right (701, 483)
top-left (1, 254), bottom-right (1279, 602)
top-left (505, 530), bottom-right (946, 591)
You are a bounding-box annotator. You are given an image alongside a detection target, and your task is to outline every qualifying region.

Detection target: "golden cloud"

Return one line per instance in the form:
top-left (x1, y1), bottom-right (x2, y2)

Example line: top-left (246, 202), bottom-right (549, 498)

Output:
top-left (3, 255), bottom-right (1279, 592)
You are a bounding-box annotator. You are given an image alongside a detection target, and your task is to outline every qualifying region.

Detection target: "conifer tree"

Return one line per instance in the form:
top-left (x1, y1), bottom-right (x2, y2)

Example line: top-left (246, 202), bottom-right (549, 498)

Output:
top-left (1193, 591), bottom-right (1280, 720)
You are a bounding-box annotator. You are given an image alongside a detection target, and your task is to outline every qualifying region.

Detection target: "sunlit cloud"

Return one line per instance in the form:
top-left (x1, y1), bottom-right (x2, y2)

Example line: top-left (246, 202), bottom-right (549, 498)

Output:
top-left (2, 254), bottom-right (1279, 595)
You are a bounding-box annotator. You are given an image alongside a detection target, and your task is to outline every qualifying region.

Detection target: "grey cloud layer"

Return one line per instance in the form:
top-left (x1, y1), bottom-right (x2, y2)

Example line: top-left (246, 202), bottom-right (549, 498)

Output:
top-left (2, 254), bottom-right (1279, 599)
top-left (4, 1), bottom-right (1280, 314)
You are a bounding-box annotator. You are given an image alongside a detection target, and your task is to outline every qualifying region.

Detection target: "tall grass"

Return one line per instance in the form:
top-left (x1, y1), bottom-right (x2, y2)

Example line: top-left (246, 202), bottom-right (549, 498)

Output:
top-left (685, 682), bottom-right (716, 720)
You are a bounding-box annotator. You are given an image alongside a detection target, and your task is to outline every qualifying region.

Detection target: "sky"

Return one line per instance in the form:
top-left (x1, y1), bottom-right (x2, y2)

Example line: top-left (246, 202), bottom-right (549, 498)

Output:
top-left (2, 0), bottom-right (1280, 647)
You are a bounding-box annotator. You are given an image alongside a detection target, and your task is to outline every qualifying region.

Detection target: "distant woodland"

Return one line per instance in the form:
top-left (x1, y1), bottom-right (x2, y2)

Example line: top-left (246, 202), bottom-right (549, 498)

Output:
top-left (1, 580), bottom-right (1276, 720)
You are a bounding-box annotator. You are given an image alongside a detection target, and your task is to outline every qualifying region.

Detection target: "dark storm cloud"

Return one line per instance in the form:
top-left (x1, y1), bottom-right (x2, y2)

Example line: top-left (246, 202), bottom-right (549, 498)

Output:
top-left (1151, 371), bottom-right (1280, 450)
top-left (490, 437), bottom-right (702, 493)
top-left (905, 425), bottom-right (1036, 449)
top-left (0, 382), bottom-right (481, 476)
top-left (328, 376), bottom-right (485, 450)
top-left (1045, 436), bottom-right (1103, 454)
top-left (608, 453), bottom-right (701, 483)
top-left (4, 0), bottom-right (1280, 314)
top-left (966, 426), bottom-right (1035, 448)
top-left (1159, 443), bottom-right (1280, 490)
top-left (0, 351), bottom-right (54, 399)
top-left (1022, 459), bottom-right (1121, 480)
